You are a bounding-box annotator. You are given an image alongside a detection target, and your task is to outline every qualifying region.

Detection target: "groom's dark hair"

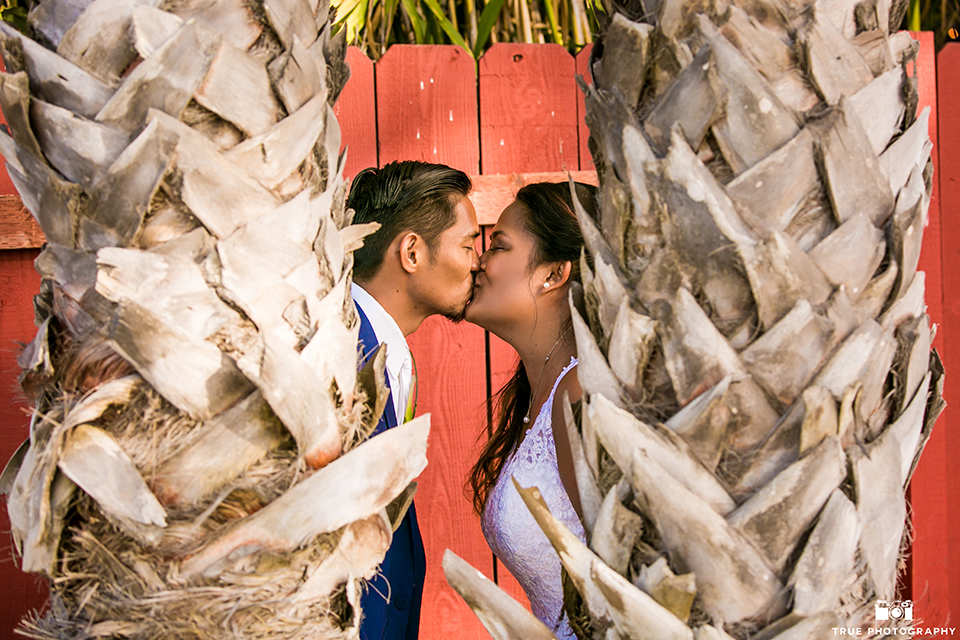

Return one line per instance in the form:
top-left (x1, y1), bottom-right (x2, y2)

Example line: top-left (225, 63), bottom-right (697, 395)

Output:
top-left (347, 161), bottom-right (472, 281)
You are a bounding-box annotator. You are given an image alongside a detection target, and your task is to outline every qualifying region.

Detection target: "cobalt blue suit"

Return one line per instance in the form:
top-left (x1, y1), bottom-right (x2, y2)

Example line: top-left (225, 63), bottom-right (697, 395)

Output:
top-left (356, 302), bottom-right (426, 640)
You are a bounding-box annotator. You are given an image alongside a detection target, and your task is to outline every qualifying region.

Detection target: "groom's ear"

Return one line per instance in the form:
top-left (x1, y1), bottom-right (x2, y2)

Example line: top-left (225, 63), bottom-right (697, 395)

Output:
top-left (398, 232), bottom-right (424, 274)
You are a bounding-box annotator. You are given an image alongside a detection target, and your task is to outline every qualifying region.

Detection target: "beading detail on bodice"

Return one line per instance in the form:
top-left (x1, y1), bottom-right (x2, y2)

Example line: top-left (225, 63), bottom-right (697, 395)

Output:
top-left (481, 357), bottom-right (585, 639)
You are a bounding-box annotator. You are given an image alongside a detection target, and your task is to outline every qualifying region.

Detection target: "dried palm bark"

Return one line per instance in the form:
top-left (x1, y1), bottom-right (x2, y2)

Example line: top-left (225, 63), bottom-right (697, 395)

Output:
top-left (447, 0), bottom-right (943, 638)
top-left (1, 1), bottom-right (424, 638)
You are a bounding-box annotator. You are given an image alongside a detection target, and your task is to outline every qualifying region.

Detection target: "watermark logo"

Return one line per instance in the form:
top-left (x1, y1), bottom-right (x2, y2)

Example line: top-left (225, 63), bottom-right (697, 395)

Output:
top-left (831, 599), bottom-right (956, 636)
top-left (876, 600), bottom-right (914, 622)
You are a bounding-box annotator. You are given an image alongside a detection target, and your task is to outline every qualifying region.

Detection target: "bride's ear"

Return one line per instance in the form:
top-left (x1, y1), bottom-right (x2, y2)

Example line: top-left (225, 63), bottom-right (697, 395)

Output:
top-left (544, 261), bottom-right (573, 290)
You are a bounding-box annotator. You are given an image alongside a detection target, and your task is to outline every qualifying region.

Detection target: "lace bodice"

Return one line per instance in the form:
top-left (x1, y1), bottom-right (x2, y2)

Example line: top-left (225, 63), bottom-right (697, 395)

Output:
top-left (481, 357), bottom-right (585, 638)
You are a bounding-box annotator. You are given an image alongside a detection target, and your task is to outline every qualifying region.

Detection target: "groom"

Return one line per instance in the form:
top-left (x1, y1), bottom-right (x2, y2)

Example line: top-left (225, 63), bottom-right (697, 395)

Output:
top-left (347, 160), bottom-right (480, 640)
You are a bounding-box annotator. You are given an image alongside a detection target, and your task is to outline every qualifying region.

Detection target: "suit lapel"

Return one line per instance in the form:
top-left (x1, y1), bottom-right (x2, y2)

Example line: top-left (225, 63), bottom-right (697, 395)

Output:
top-left (356, 301), bottom-right (399, 432)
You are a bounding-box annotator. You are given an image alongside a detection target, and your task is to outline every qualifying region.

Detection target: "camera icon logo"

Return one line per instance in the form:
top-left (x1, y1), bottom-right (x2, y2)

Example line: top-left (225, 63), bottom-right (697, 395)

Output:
top-left (875, 600), bottom-right (914, 621)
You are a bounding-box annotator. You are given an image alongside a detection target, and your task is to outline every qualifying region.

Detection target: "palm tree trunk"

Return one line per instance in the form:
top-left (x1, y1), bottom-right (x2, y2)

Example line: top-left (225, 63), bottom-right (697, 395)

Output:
top-left (446, 1), bottom-right (943, 638)
top-left (1, 1), bottom-right (425, 637)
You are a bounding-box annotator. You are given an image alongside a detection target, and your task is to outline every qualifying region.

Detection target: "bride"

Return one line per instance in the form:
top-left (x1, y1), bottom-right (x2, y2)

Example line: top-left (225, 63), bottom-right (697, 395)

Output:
top-left (465, 181), bottom-right (599, 638)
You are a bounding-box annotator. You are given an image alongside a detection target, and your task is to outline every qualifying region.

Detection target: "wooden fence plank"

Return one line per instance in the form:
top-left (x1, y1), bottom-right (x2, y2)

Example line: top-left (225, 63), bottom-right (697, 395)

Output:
top-left (376, 45), bottom-right (480, 175)
top-left (0, 249), bottom-right (48, 636)
top-left (935, 40), bottom-right (960, 625)
top-left (374, 44), bottom-right (490, 640)
top-left (335, 47), bottom-right (378, 178)
top-left (576, 45), bottom-right (594, 171)
top-left (479, 44), bottom-right (579, 174)
top-left (405, 315), bottom-right (493, 640)
top-left (905, 31), bottom-right (949, 624)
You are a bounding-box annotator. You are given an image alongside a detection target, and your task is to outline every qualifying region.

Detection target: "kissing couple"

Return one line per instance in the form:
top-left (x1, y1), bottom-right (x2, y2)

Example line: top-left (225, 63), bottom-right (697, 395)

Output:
top-left (349, 160), bottom-right (598, 640)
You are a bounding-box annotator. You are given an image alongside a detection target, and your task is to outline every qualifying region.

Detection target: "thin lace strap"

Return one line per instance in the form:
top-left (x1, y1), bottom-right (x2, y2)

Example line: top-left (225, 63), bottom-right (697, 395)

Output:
top-left (546, 356), bottom-right (578, 404)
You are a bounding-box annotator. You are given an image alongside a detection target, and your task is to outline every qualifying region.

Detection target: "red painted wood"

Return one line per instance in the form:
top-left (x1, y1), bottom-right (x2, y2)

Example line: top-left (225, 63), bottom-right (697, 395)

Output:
top-left (406, 317), bottom-right (493, 640)
top-left (376, 45), bottom-right (480, 175)
top-left (905, 31), bottom-right (949, 624)
top-left (934, 40), bottom-right (960, 625)
top-left (335, 47), bottom-right (378, 179)
top-left (0, 249), bottom-right (48, 638)
top-left (479, 44), bottom-right (579, 174)
top-left (374, 44), bottom-right (489, 639)
top-left (576, 45), bottom-right (594, 171)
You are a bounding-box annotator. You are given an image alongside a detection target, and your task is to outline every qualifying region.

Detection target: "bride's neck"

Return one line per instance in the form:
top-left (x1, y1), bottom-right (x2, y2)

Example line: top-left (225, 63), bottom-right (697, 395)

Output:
top-left (515, 318), bottom-right (575, 399)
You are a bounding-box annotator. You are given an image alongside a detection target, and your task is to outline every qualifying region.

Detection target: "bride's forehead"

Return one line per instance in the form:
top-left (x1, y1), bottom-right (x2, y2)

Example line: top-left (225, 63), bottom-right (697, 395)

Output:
top-left (493, 201), bottom-right (531, 234)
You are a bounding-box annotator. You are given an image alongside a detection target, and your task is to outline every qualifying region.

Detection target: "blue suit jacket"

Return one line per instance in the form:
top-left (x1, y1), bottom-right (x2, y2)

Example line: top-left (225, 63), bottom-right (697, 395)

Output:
top-left (356, 302), bottom-right (426, 640)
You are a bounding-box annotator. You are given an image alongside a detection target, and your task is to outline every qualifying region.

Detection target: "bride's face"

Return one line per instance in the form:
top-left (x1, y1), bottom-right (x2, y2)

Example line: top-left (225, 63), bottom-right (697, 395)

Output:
top-left (465, 201), bottom-right (551, 333)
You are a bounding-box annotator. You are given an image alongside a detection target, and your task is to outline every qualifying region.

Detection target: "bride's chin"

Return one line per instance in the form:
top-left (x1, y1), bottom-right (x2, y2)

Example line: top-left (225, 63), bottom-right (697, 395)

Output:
top-left (463, 302), bottom-right (487, 327)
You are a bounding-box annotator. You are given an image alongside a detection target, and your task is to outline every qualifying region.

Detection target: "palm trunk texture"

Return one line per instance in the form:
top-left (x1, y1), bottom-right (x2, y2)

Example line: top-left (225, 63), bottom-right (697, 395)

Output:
top-left (445, 0), bottom-right (944, 639)
top-left (0, 1), bottom-right (427, 638)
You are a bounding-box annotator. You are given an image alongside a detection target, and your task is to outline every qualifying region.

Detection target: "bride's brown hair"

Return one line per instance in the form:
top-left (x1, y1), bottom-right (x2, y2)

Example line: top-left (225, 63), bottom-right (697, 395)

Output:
top-left (468, 181), bottom-right (599, 515)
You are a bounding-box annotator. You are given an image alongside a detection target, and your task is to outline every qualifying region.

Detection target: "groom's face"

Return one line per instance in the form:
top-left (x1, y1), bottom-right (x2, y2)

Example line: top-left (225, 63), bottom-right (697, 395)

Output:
top-left (413, 196), bottom-right (481, 322)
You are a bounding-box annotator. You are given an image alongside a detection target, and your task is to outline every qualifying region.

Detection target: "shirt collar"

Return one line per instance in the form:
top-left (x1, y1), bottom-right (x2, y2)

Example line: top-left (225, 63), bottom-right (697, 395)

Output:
top-left (351, 282), bottom-right (411, 379)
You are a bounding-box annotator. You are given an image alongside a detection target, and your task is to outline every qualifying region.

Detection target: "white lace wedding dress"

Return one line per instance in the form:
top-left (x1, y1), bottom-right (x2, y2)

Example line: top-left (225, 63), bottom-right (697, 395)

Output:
top-left (481, 357), bottom-right (585, 639)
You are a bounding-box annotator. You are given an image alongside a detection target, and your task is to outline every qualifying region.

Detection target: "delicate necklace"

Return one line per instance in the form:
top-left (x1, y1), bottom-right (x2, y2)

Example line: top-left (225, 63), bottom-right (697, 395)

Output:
top-left (523, 325), bottom-right (573, 424)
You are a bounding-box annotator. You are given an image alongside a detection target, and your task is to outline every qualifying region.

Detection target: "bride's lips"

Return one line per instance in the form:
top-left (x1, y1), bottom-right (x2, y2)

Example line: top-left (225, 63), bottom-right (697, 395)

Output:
top-left (465, 279), bottom-right (481, 306)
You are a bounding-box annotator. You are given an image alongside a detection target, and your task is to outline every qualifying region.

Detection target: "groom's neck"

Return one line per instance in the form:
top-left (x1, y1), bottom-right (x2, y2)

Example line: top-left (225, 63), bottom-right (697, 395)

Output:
top-left (355, 275), bottom-right (424, 337)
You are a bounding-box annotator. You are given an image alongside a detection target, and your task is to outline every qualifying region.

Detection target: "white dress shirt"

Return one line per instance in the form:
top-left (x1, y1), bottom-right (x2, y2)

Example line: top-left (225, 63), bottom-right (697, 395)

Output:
top-left (352, 283), bottom-right (413, 426)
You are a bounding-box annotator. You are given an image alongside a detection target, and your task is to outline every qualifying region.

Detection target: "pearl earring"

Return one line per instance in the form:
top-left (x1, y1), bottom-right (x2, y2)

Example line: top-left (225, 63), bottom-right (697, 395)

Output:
top-left (543, 282), bottom-right (550, 289)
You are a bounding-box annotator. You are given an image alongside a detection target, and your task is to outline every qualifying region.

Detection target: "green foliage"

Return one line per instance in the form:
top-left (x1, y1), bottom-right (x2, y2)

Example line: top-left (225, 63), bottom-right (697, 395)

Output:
top-left (0, 0), bottom-right (28, 35)
top-left (474, 0), bottom-right (509, 56)
top-left (0, 0), bottom-right (952, 57)
top-left (908, 0), bottom-right (959, 50)
top-left (330, 0), bottom-right (957, 58)
top-left (331, 0), bottom-right (601, 59)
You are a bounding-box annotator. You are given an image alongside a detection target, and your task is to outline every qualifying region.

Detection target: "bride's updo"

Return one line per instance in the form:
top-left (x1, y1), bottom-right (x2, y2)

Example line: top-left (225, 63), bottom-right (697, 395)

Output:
top-left (468, 181), bottom-right (599, 514)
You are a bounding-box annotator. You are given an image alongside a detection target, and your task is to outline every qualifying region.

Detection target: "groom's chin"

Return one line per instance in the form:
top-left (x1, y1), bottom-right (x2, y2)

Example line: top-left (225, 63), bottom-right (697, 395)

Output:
top-left (443, 308), bottom-right (467, 324)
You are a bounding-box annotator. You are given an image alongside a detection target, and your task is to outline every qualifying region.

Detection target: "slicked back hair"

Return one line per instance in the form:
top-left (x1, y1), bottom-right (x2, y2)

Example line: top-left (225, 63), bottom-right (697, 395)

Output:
top-left (347, 161), bottom-right (473, 281)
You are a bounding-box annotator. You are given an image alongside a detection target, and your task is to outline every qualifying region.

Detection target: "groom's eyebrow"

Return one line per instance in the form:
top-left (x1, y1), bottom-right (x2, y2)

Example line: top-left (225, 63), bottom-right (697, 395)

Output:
top-left (465, 230), bottom-right (480, 240)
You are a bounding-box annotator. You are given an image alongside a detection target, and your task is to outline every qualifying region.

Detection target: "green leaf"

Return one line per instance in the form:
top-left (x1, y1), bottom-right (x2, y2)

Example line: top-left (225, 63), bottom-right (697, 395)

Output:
top-left (908, 0), bottom-right (921, 31)
top-left (332, 0), bottom-right (367, 25)
top-left (542, 0), bottom-right (563, 45)
top-left (384, 0), bottom-right (401, 32)
top-left (333, 0), bottom-right (370, 42)
top-left (0, 4), bottom-right (28, 34)
top-left (400, 0), bottom-right (428, 43)
top-left (473, 0), bottom-right (507, 57)
top-left (421, 0), bottom-right (469, 52)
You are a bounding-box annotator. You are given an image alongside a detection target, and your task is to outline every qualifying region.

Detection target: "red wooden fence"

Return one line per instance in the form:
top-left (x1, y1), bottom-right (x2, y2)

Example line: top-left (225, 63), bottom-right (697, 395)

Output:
top-left (934, 40), bottom-right (960, 624)
top-left (0, 39), bottom-right (956, 638)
